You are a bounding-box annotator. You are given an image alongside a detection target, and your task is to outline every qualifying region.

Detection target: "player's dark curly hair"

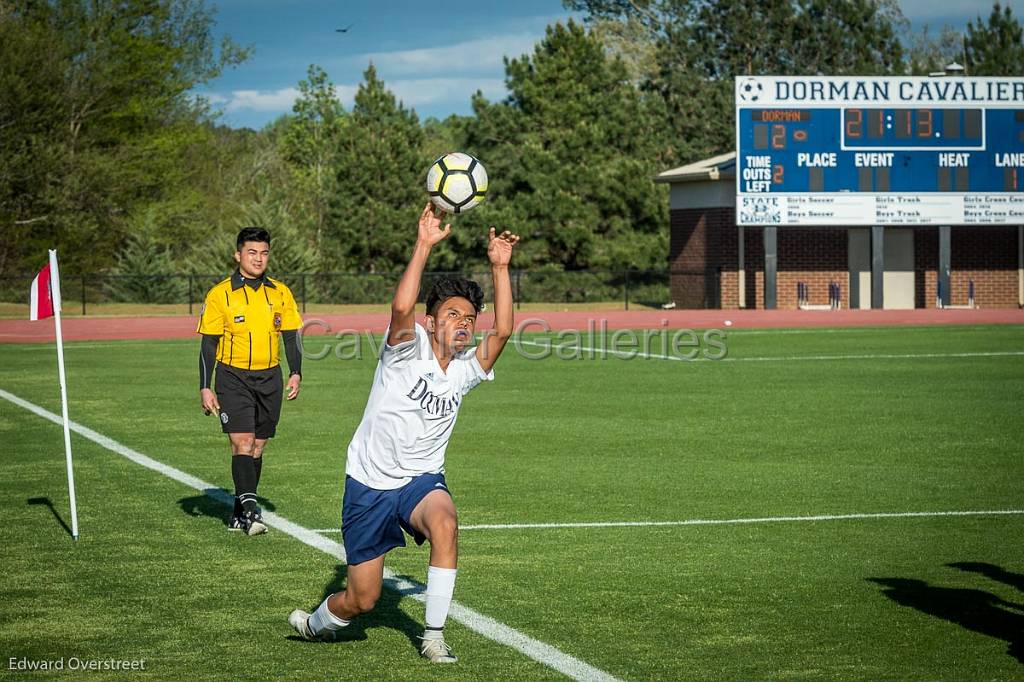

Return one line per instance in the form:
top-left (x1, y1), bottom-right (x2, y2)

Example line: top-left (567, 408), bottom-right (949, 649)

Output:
top-left (425, 276), bottom-right (484, 315)
top-left (236, 227), bottom-right (271, 250)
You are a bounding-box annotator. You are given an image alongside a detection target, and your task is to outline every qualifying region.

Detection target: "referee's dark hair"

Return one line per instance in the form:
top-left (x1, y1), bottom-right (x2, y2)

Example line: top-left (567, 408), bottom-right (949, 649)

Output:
top-left (236, 227), bottom-right (271, 250)
top-left (425, 276), bottom-right (484, 315)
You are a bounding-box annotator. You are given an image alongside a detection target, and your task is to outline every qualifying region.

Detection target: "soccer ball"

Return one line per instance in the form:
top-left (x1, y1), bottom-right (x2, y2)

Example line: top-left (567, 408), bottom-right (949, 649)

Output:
top-left (739, 78), bottom-right (763, 102)
top-left (426, 152), bottom-right (488, 214)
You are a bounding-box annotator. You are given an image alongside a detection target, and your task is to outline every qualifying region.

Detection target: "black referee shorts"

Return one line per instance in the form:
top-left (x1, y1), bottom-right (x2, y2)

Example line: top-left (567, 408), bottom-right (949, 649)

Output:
top-left (215, 364), bottom-right (283, 439)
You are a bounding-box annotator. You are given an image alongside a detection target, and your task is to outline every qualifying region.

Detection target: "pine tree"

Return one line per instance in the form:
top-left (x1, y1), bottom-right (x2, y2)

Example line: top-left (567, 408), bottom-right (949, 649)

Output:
top-left (325, 65), bottom-right (425, 278)
top-left (467, 21), bottom-right (668, 272)
top-left (282, 65), bottom-right (346, 253)
top-left (105, 210), bottom-right (187, 303)
top-left (965, 2), bottom-right (1024, 76)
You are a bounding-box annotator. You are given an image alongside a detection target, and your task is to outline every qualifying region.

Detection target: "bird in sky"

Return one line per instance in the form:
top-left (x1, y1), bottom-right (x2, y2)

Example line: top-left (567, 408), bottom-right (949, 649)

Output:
top-left (335, 24), bottom-right (354, 33)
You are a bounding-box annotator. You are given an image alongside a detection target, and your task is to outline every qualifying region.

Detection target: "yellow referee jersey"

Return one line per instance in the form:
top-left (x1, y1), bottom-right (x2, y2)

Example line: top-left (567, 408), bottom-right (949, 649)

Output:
top-left (196, 271), bottom-right (302, 371)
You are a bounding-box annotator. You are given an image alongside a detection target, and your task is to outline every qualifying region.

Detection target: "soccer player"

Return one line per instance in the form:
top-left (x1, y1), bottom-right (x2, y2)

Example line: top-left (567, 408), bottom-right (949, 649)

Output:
top-left (289, 203), bottom-right (519, 663)
top-left (197, 227), bottom-right (303, 536)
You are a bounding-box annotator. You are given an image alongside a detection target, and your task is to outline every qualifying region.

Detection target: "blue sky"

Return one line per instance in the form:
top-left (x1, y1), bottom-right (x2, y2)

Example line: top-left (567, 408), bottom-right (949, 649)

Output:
top-left (200, 0), bottom-right (1022, 130)
top-left (199, 0), bottom-right (580, 128)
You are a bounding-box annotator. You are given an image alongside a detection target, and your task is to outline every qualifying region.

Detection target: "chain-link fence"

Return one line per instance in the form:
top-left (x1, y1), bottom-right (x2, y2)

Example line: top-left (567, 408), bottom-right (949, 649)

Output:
top-left (0, 268), bottom-right (720, 313)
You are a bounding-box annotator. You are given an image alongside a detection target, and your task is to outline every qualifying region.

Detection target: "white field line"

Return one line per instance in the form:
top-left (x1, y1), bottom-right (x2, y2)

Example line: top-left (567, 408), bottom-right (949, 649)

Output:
top-left (0, 388), bottom-right (620, 682)
top-left (305, 509), bottom-right (1024, 534)
top-left (516, 337), bottom-right (1024, 360)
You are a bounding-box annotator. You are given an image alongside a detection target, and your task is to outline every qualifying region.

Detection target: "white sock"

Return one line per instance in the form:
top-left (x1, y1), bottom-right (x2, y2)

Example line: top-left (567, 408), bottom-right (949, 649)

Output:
top-left (424, 565), bottom-right (457, 636)
top-left (308, 596), bottom-right (349, 635)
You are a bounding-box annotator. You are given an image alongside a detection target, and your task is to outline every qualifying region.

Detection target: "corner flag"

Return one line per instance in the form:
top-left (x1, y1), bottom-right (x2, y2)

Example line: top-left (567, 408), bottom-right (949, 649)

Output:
top-left (28, 251), bottom-right (79, 541)
top-left (29, 262), bottom-right (55, 321)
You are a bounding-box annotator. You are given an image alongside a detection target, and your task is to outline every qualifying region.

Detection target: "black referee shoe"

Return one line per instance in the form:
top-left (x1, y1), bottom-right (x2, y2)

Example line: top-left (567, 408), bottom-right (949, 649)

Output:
top-left (227, 515), bottom-right (244, 532)
top-left (241, 509), bottom-right (267, 536)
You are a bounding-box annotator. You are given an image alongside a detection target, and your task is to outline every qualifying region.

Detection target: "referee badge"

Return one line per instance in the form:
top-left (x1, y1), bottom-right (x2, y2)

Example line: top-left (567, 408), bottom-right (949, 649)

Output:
top-left (273, 312), bottom-right (282, 330)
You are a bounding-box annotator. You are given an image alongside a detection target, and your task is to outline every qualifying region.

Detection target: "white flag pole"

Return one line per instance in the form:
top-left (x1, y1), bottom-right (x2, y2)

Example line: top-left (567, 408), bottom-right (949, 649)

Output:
top-left (49, 249), bottom-right (80, 541)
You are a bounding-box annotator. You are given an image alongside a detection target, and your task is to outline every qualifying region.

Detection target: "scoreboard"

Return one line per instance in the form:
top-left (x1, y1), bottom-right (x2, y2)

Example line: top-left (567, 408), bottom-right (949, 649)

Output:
top-left (735, 76), bottom-right (1024, 226)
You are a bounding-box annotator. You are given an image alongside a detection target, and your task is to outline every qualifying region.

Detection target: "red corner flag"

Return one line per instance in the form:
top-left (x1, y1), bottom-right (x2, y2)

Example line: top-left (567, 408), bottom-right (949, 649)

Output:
top-left (28, 251), bottom-right (79, 540)
top-left (29, 262), bottom-right (55, 321)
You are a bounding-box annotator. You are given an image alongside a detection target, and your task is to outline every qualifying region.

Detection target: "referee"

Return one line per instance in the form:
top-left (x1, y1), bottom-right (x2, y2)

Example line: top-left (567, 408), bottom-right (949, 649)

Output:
top-left (197, 227), bottom-right (303, 536)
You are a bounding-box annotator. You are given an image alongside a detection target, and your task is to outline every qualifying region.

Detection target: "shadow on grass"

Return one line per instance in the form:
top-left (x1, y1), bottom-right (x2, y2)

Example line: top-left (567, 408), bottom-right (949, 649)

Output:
top-left (948, 562), bottom-right (1024, 593)
top-left (286, 564), bottom-right (424, 654)
top-left (27, 497), bottom-right (73, 538)
top-left (177, 490), bottom-right (277, 528)
top-left (867, 574), bottom-right (1024, 663)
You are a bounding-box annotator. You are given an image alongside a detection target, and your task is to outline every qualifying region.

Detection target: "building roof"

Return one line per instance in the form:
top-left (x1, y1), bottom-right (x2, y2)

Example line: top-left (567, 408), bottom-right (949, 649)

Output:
top-left (654, 151), bottom-right (736, 184)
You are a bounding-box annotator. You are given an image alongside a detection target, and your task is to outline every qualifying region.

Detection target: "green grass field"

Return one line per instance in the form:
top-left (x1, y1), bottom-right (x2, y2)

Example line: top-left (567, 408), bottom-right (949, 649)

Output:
top-left (2, 325), bottom-right (1023, 680)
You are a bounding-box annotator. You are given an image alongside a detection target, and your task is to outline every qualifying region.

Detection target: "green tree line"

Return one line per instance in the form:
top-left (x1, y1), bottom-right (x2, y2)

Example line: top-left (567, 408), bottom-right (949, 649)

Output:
top-left (1, 0), bottom-right (1021, 298)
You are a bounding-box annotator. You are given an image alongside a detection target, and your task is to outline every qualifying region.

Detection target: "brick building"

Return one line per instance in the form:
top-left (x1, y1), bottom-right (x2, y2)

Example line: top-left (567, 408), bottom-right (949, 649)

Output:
top-left (656, 152), bottom-right (1024, 310)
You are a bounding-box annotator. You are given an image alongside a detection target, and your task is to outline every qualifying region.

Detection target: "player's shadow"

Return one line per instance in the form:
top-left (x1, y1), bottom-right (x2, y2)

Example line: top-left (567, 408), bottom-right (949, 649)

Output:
top-left (286, 564), bottom-right (423, 651)
top-left (27, 497), bottom-right (74, 538)
top-left (867, 576), bottom-right (1024, 663)
top-left (948, 562), bottom-right (1024, 593)
top-left (177, 489), bottom-right (277, 528)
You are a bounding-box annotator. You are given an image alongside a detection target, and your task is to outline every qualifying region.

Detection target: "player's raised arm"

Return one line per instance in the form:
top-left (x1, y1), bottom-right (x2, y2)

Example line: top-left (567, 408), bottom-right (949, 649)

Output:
top-left (389, 203), bottom-right (451, 346)
top-left (476, 228), bottom-right (520, 373)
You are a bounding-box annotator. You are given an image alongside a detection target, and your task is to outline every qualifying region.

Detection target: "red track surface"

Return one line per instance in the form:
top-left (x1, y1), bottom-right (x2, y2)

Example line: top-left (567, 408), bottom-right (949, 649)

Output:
top-left (2, 308), bottom-right (1022, 343)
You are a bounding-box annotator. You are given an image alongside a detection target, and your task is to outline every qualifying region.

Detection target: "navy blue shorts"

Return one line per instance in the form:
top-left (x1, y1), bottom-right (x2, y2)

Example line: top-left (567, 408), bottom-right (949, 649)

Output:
top-left (341, 473), bottom-right (451, 565)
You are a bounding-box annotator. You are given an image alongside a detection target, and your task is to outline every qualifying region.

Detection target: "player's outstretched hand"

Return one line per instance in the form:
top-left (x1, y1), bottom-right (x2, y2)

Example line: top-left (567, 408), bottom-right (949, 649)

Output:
top-left (418, 202), bottom-right (451, 246)
top-left (487, 228), bottom-right (520, 267)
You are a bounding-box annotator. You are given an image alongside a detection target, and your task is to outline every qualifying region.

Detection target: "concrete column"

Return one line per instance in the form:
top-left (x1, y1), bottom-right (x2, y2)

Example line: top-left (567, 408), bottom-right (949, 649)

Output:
top-left (847, 229), bottom-right (858, 309)
top-left (871, 225), bottom-right (885, 309)
top-left (764, 226), bottom-right (777, 310)
top-left (737, 225), bottom-right (746, 308)
top-left (938, 226), bottom-right (951, 307)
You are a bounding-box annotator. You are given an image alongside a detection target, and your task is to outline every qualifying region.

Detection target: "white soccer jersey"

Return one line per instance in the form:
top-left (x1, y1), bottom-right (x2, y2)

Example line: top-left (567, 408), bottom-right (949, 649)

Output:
top-left (345, 322), bottom-right (494, 489)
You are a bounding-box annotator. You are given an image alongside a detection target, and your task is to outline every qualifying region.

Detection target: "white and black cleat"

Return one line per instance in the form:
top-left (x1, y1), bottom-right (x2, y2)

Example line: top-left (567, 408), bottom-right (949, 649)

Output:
top-left (289, 610), bottom-right (335, 642)
top-left (419, 636), bottom-right (458, 663)
top-left (241, 509), bottom-right (267, 536)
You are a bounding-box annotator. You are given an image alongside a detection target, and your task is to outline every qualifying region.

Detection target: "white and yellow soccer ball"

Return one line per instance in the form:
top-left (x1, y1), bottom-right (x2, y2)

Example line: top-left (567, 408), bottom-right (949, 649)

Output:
top-left (426, 152), bottom-right (488, 214)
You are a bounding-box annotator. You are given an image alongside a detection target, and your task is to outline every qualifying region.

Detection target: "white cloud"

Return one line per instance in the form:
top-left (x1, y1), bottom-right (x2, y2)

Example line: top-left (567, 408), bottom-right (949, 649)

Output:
top-left (203, 78), bottom-right (503, 120)
top-left (203, 92), bottom-right (229, 105)
top-left (359, 32), bottom-right (541, 77)
top-left (223, 88), bottom-right (302, 112)
top-left (207, 85), bottom-right (356, 113)
top-left (385, 78), bottom-right (507, 109)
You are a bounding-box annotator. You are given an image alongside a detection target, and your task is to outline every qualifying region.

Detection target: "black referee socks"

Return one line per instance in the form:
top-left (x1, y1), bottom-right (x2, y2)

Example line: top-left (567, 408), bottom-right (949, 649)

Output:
top-left (232, 454), bottom-right (259, 513)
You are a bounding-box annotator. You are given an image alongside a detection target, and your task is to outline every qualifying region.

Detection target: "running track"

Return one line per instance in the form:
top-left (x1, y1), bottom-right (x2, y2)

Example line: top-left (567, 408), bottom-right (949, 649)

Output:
top-left (2, 308), bottom-right (1023, 343)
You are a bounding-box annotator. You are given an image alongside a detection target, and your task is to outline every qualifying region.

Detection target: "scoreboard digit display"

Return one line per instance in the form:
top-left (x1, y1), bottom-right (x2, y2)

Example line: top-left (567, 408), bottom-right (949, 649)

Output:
top-left (735, 76), bottom-right (1024, 226)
